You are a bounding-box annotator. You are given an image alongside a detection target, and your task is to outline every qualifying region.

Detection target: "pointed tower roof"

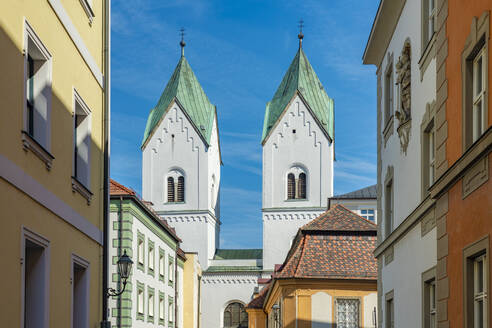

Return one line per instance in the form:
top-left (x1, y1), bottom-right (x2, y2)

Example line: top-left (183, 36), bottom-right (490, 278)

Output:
top-left (142, 54), bottom-right (216, 148)
top-left (261, 47), bottom-right (334, 143)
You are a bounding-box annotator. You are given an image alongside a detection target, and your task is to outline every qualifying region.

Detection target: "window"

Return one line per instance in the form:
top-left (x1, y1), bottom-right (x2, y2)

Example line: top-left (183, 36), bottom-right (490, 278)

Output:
top-left (462, 12), bottom-right (489, 151)
top-left (423, 120), bottom-right (435, 192)
top-left (137, 282), bottom-right (145, 320)
top-left (159, 249), bottom-right (165, 281)
top-left (168, 297), bottom-right (174, 324)
top-left (224, 302), bottom-right (248, 328)
top-left (167, 177), bottom-right (175, 202)
top-left (148, 241), bottom-right (154, 274)
top-left (24, 22), bottom-right (52, 148)
top-left (80, 0), bottom-right (95, 23)
top-left (422, 0), bottom-right (436, 47)
top-left (385, 179), bottom-right (394, 238)
top-left (167, 171), bottom-right (185, 203)
top-left (169, 256), bottom-right (174, 285)
top-left (336, 299), bottom-right (360, 328)
top-left (23, 228), bottom-right (49, 328)
top-left (137, 232), bottom-right (144, 271)
top-left (463, 236), bottom-right (489, 328)
top-left (72, 255), bottom-right (90, 328)
top-left (298, 173), bottom-right (306, 199)
top-left (360, 209), bottom-right (376, 222)
top-left (422, 267), bottom-right (436, 328)
top-left (472, 48), bottom-right (486, 143)
top-left (384, 63), bottom-right (394, 126)
top-left (159, 292), bottom-right (165, 324)
top-left (385, 291), bottom-right (394, 328)
top-left (73, 91), bottom-right (91, 188)
top-left (148, 288), bottom-right (155, 322)
top-left (287, 173), bottom-right (295, 199)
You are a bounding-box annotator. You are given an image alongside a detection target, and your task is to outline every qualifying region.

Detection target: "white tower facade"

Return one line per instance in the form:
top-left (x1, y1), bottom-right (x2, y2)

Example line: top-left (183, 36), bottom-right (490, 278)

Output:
top-left (141, 53), bottom-right (221, 269)
top-left (262, 46), bottom-right (335, 271)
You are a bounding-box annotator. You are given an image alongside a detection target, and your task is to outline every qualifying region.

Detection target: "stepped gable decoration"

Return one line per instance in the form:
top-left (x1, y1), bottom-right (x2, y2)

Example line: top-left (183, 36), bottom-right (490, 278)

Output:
top-left (261, 37), bottom-right (334, 143)
top-left (276, 204), bottom-right (377, 280)
top-left (395, 40), bottom-right (412, 154)
top-left (141, 36), bottom-right (216, 148)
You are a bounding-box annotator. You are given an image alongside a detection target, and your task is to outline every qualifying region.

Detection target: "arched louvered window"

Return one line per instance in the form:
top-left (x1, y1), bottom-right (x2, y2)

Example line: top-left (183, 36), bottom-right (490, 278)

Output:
top-left (167, 177), bottom-right (175, 203)
top-left (287, 173), bottom-right (295, 199)
top-left (298, 173), bottom-right (306, 199)
top-left (177, 176), bottom-right (185, 202)
top-left (224, 302), bottom-right (248, 328)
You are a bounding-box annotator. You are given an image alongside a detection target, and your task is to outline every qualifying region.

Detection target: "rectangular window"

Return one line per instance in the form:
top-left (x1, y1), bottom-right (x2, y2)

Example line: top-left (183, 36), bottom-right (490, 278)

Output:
top-left (73, 91), bottom-right (91, 188)
top-left (137, 285), bottom-right (144, 316)
top-left (423, 268), bottom-right (436, 328)
top-left (422, 0), bottom-right (436, 47)
top-left (464, 236), bottom-right (489, 328)
top-left (384, 64), bottom-right (394, 126)
top-left (169, 256), bottom-right (174, 284)
top-left (386, 296), bottom-right (394, 328)
top-left (137, 232), bottom-right (144, 271)
top-left (159, 250), bottom-right (165, 280)
top-left (23, 229), bottom-right (49, 328)
top-left (360, 209), bottom-right (375, 222)
top-left (336, 299), bottom-right (360, 327)
top-left (423, 119), bottom-right (435, 194)
top-left (148, 241), bottom-right (154, 273)
top-left (385, 180), bottom-right (394, 238)
top-left (148, 289), bottom-right (154, 320)
top-left (472, 48), bottom-right (486, 143)
top-left (159, 293), bottom-right (165, 323)
top-left (72, 255), bottom-right (89, 328)
top-left (168, 297), bottom-right (174, 324)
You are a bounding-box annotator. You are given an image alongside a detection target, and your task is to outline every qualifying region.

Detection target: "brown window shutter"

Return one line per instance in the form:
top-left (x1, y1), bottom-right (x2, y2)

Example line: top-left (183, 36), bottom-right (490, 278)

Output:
top-left (167, 177), bottom-right (175, 202)
top-left (287, 173), bottom-right (295, 199)
top-left (177, 176), bottom-right (185, 202)
top-left (298, 173), bottom-right (306, 199)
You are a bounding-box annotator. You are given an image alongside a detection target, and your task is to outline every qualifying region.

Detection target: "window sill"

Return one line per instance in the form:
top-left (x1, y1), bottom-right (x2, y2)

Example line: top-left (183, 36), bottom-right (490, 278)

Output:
top-left (22, 131), bottom-right (54, 170)
top-left (165, 201), bottom-right (186, 205)
top-left (382, 117), bottom-right (394, 147)
top-left (419, 34), bottom-right (436, 81)
top-left (79, 0), bottom-right (95, 25)
top-left (285, 198), bottom-right (307, 202)
top-left (72, 176), bottom-right (93, 205)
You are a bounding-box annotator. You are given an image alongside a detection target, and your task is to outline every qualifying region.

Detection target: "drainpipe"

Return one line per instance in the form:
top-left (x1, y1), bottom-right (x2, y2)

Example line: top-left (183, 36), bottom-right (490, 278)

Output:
top-left (101, 0), bottom-right (111, 326)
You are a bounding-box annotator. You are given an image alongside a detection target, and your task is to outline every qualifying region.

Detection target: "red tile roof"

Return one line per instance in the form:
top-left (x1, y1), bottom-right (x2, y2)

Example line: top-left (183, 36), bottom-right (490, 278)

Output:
top-left (110, 179), bottom-right (136, 195)
top-left (301, 204), bottom-right (377, 232)
top-left (276, 204), bottom-right (377, 280)
top-left (246, 283), bottom-right (271, 309)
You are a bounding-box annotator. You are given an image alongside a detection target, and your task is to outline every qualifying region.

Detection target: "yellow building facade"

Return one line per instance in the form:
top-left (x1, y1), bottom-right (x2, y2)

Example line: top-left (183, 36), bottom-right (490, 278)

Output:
top-left (247, 205), bottom-right (378, 328)
top-left (0, 0), bottom-right (109, 327)
top-left (183, 252), bottom-right (203, 328)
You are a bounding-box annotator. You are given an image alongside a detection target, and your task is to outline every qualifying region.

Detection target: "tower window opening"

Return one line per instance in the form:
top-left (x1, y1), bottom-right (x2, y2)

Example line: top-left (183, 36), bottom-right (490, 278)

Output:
top-left (298, 173), bottom-right (306, 199)
top-left (167, 177), bottom-right (175, 203)
top-left (292, 129), bottom-right (296, 134)
top-left (177, 176), bottom-right (185, 202)
top-left (287, 173), bottom-right (296, 199)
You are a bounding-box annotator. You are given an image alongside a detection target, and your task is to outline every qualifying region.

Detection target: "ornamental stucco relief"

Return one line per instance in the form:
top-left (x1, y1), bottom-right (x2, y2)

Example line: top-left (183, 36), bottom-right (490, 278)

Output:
top-left (395, 41), bottom-right (412, 154)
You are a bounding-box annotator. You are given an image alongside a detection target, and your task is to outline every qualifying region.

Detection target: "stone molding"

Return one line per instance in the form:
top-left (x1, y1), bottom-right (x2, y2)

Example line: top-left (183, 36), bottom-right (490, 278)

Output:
top-left (202, 277), bottom-right (258, 284)
top-left (262, 211), bottom-right (324, 221)
top-left (21, 131), bottom-right (54, 170)
top-left (384, 245), bottom-right (394, 265)
top-left (462, 156), bottom-right (489, 198)
top-left (421, 207), bottom-right (436, 237)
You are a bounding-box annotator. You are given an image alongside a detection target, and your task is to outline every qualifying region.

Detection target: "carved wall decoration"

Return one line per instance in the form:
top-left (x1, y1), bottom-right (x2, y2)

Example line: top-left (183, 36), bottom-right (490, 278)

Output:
top-left (395, 41), bottom-right (412, 154)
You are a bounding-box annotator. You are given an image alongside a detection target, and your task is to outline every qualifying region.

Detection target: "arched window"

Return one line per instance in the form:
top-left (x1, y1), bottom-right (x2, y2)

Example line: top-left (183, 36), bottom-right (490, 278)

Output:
top-left (167, 177), bottom-right (175, 202)
top-left (298, 173), bottom-right (306, 199)
top-left (287, 173), bottom-right (295, 199)
top-left (177, 176), bottom-right (185, 202)
top-left (224, 302), bottom-right (248, 328)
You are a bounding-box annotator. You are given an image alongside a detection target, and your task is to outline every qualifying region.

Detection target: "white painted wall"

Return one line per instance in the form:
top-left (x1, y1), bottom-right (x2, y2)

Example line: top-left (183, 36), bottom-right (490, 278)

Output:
top-left (312, 292), bottom-right (332, 328)
top-left (262, 95), bottom-right (334, 271)
top-left (142, 100), bottom-right (221, 269)
top-left (201, 273), bottom-right (260, 328)
top-left (363, 293), bottom-right (378, 328)
top-left (329, 198), bottom-right (378, 224)
top-left (376, 1), bottom-right (438, 327)
top-left (108, 210), bottom-right (178, 328)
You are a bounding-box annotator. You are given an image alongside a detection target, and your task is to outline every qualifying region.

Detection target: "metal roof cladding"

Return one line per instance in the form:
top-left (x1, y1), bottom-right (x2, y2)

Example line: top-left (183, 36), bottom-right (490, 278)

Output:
top-left (261, 47), bottom-right (334, 143)
top-left (213, 249), bottom-right (263, 260)
top-left (142, 54), bottom-right (215, 148)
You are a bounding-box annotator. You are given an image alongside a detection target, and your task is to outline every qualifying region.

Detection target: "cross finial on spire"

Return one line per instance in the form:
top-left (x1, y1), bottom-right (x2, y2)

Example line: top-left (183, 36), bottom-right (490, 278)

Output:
top-left (298, 19), bottom-right (304, 48)
top-left (179, 27), bottom-right (186, 57)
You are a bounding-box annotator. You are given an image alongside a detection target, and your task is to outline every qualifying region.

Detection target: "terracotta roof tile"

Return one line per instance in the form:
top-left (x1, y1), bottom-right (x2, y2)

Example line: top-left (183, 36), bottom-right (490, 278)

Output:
top-left (110, 179), bottom-right (136, 195)
top-left (301, 204), bottom-right (377, 232)
top-left (246, 283), bottom-right (271, 309)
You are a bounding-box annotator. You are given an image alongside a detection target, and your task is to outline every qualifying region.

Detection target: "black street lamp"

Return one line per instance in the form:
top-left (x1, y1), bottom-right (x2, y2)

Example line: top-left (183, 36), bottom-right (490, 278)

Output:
top-left (107, 250), bottom-right (133, 297)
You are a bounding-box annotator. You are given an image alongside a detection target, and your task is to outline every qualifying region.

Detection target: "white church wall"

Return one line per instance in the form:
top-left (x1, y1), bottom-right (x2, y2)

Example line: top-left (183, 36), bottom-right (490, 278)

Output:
top-left (262, 95), bottom-right (334, 209)
top-left (207, 116), bottom-right (221, 218)
top-left (201, 273), bottom-right (260, 328)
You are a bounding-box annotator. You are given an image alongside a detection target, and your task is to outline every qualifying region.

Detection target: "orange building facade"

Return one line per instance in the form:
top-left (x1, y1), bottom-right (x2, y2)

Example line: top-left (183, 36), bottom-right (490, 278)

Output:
top-left (429, 1), bottom-right (492, 328)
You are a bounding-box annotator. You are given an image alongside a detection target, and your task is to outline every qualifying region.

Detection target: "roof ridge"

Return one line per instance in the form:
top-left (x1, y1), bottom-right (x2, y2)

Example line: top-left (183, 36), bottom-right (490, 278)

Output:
top-left (293, 234), bottom-right (307, 277)
top-left (336, 204), bottom-right (377, 227)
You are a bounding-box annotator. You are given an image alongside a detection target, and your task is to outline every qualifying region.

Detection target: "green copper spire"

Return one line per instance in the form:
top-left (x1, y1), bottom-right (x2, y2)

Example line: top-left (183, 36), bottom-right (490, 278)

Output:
top-left (261, 46), bottom-right (334, 143)
top-left (142, 49), bottom-right (215, 148)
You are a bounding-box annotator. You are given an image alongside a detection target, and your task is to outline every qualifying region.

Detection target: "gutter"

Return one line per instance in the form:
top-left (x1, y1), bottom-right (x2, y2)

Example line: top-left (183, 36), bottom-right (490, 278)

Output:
top-left (101, 0), bottom-right (111, 326)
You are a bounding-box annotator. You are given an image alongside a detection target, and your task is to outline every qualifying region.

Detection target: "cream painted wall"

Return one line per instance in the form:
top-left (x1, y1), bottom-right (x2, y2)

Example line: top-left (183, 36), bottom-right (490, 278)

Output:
top-left (312, 292), bottom-right (332, 328)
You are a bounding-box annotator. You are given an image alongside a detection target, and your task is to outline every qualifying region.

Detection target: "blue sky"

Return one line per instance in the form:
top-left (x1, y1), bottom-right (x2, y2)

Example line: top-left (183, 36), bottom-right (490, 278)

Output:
top-left (110, 0), bottom-right (379, 249)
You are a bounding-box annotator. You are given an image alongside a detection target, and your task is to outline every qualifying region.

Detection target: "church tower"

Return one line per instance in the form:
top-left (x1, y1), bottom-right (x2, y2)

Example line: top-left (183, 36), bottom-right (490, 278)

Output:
top-left (262, 32), bottom-right (334, 271)
top-left (141, 39), bottom-right (221, 269)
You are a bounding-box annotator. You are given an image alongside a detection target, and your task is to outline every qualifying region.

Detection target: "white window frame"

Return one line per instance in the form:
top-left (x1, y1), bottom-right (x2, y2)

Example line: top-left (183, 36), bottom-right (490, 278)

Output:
top-left (23, 19), bottom-right (53, 167)
top-left (159, 253), bottom-right (165, 278)
top-left (71, 254), bottom-right (90, 328)
top-left (335, 298), bottom-right (360, 327)
top-left (384, 63), bottom-right (394, 126)
top-left (138, 238), bottom-right (144, 266)
top-left (148, 243), bottom-right (154, 271)
top-left (159, 295), bottom-right (165, 320)
top-left (148, 292), bottom-right (154, 318)
top-left (72, 89), bottom-right (92, 189)
top-left (474, 255), bottom-right (487, 328)
top-left (285, 165), bottom-right (308, 201)
top-left (79, 0), bottom-right (95, 23)
top-left (427, 0), bottom-right (436, 43)
top-left (360, 208), bottom-right (376, 222)
top-left (21, 227), bottom-right (50, 328)
top-left (169, 258), bottom-right (174, 283)
top-left (165, 169), bottom-right (185, 203)
top-left (168, 299), bottom-right (174, 323)
top-left (137, 287), bottom-right (144, 315)
top-left (472, 47), bottom-right (486, 143)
